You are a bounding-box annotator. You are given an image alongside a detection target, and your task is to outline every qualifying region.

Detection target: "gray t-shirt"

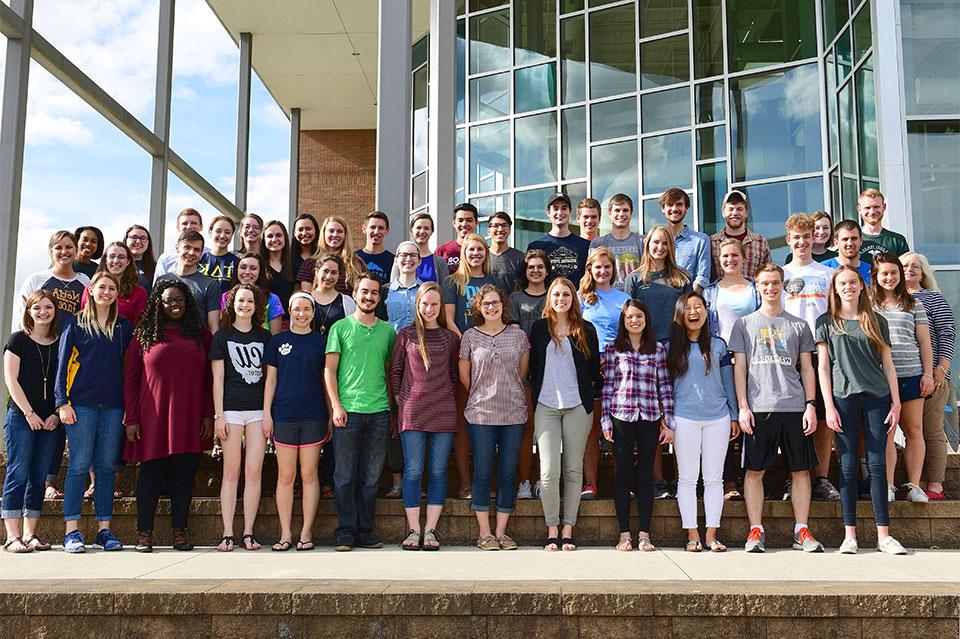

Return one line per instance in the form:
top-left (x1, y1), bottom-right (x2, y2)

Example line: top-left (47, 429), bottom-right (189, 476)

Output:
top-left (489, 247), bottom-right (525, 293)
top-left (538, 337), bottom-right (581, 409)
top-left (816, 315), bottom-right (893, 399)
top-left (508, 290), bottom-right (546, 335)
top-left (589, 232), bottom-right (643, 291)
top-left (873, 304), bottom-right (927, 377)
top-left (155, 270), bottom-right (221, 314)
top-left (728, 310), bottom-right (815, 412)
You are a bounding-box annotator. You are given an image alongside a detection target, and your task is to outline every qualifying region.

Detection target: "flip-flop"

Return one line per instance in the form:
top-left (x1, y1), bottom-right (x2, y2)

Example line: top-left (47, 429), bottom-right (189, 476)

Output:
top-left (296, 540), bottom-right (315, 551)
top-left (561, 537), bottom-right (577, 551)
top-left (271, 540), bottom-right (292, 552)
top-left (707, 539), bottom-right (727, 553)
top-left (543, 537), bottom-right (560, 551)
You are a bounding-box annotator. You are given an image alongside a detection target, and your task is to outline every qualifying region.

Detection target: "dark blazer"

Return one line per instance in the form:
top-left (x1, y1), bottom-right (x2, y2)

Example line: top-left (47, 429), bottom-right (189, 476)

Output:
top-left (528, 318), bottom-right (602, 413)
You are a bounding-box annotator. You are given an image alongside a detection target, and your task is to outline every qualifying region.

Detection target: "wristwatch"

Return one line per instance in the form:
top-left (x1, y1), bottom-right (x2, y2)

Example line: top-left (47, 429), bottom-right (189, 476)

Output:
top-left (805, 399), bottom-right (816, 406)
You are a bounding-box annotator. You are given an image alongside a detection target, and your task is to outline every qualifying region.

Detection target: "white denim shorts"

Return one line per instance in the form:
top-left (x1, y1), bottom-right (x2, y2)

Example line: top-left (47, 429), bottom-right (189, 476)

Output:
top-left (223, 410), bottom-right (264, 426)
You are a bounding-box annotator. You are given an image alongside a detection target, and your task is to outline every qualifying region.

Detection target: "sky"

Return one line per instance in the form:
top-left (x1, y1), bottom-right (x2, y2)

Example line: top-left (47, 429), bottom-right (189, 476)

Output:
top-left (0, 0), bottom-right (291, 291)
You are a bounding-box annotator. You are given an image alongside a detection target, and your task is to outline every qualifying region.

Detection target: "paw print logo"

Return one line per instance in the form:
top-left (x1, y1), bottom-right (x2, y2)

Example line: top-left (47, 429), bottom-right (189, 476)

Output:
top-left (278, 343), bottom-right (293, 355)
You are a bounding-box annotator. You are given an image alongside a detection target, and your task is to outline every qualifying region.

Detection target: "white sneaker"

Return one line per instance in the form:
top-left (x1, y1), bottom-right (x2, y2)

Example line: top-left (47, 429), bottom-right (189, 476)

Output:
top-left (516, 480), bottom-right (533, 500)
top-left (838, 537), bottom-right (858, 554)
top-left (877, 536), bottom-right (907, 555)
top-left (533, 480), bottom-right (542, 499)
top-left (887, 485), bottom-right (897, 502)
top-left (904, 483), bottom-right (929, 502)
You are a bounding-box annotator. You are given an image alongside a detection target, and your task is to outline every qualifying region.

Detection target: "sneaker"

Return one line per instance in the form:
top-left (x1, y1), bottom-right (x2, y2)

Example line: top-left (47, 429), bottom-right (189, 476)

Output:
top-left (62, 530), bottom-right (85, 554)
top-left (533, 480), bottom-right (542, 499)
top-left (838, 537), bottom-right (858, 554)
top-left (887, 484), bottom-right (897, 502)
top-left (781, 479), bottom-right (792, 501)
top-left (135, 531), bottom-right (153, 553)
top-left (580, 482), bottom-right (597, 501)
top-left (877, 536), bottom-right (907, 555)
top-left (356, 536), bottom-right (383, 549)
top-left (744, 527), bottom-right (765, 553)
top-left (812, 477), bottom-right (841, 501)
top-left (516, 480), bottom-right (533, 500)
top-left (653, 479), bottom-right (672, 500)
top-left (334, 541), bottom-right (353, 552)
top-left (904, 483), bottom-right (929, 503)
top-left (792, 527), bottom-right (824, 553)
top-left (94, 528), bottom-right (123, 551)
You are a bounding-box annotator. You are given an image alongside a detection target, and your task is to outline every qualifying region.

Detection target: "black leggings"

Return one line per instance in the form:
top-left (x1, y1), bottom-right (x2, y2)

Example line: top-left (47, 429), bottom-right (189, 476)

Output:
top-left (136, 453), bottom-right (201, 532)
top-left (612, 417), bottom-right (659, 533)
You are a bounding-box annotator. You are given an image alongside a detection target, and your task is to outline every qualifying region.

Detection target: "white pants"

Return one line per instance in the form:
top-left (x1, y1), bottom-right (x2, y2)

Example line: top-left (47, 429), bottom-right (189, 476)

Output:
top-left (674, 415), bottom-right (730, 529)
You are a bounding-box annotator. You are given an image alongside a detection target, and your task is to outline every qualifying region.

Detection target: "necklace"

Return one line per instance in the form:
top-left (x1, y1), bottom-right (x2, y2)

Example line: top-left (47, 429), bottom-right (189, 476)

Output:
top-left (36, 340), bottom-right (52, 401)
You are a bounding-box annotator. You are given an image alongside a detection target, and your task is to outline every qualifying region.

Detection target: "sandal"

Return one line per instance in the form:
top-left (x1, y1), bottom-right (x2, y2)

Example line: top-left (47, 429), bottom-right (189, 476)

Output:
top-left (616, 535), bottom-right (633, 551)
top-left (84, 484), bottom-right (96, 499)
top-left (723, 486), bottom-right (743, 501)
top-left (241, 533), bottom-right (261, 551)
top-left (637, 536), bottom-right (657, 552)
top-left (271, 540), bottom-right (292, 552)
top-left (422, 529), bottom-right (440, 551)
top-left (561, 537), bottom-right (577, 551)
top-left (3, 537), bottom-right (31, 553)
top-left (296, 540), bottom-right (315, 551)
top-left (321, 485), bottom-right (335, 499)
top-left (402, 529), bottom-right (422, 551)
top-left (44, 486), bottom-right (62, 500)
top-left (385, 485), bottom-right (402, 499)
top-left (685, 539), bottom-right (703, 552)
top-left (707, 539), bottom-right (727, 553)
top-left (24, 535), bottom-right (51, 551)
top-left (543, 537), bottom-right (560, 551)
top-left (216, 536), bottom-right (235, 552)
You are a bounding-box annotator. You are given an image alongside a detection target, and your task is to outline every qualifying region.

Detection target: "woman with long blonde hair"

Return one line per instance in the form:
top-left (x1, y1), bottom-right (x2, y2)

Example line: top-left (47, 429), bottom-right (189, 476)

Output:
top-left (297, 216), bottom-right (363, 294)
top-left (624, 225), bottom-right (692, 342)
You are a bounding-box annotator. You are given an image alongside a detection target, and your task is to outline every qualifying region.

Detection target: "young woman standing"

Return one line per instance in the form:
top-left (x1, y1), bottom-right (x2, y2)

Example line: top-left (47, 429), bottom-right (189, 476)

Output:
top-left (871, 253), bottom-right (934, 502)
top-left (238, 213), bottom-right (265, 255)
top-left (211, 284), bottom-right (271, 552)
top-left (297, 216), bottom-right (363, 294)
top-left (291, 214), bottom-right (320, 277)
top-left (530, 278), bottom-right (601, 550)
top-left (222, 253), bottom-right (284, 335)
top-left (309, 255), bottom-right (357, 336)
top-left (389, 282), bottom-right (460, 550)
top-left (83, 242), bottom-right (148, 326)
top-left (2, 292), bottom-right (60, 553)
top-left (816, 266), bottom-right (906, 554)
top-left (601, 299), bottom-right (674, 552)
top-left (125, 224), bottom-right (156, 292)
top-left (262, 221), bottom-right (295, 317)
top-left (624, 225), bottom-right (693, 342)
top-left (72, 226), bottom-right (104, 278)
top-left (407, 213), bottom-right (449, 283)
top-left (200, 215), bottom-right (240, 296)
top-left (124, 281), bottom-right (213, 552)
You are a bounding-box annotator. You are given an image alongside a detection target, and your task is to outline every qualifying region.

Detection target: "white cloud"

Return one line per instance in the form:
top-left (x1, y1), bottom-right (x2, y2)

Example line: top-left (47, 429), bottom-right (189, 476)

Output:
top-left (25, 112), bottom-right (95, 147)
top-left (247, 160), bottom-right (290, 222)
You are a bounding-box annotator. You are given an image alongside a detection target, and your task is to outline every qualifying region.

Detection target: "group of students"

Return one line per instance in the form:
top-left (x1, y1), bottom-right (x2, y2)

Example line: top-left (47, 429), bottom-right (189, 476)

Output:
top-left (1, 185), bottom-right (954, 556)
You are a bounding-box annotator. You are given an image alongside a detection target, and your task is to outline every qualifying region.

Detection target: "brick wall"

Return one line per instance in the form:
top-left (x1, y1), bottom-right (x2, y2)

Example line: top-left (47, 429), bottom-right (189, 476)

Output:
top-left (298, 129), bottom-right (377, 236)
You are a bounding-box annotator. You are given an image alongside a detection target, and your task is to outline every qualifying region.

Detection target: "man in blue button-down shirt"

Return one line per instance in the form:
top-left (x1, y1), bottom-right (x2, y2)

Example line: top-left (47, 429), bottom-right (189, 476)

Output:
top-left (659, 187), bottom-right (711, 293)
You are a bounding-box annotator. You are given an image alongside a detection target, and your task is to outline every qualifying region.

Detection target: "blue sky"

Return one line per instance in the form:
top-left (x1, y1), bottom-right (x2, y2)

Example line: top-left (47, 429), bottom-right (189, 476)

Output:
top-left (0, 0), bottom-right (290, 289)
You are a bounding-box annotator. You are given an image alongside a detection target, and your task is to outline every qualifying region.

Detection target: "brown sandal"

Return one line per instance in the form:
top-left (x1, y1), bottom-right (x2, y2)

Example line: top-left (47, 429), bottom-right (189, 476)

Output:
top-left (616, 535), bottom-right (633, 551)
top-left (3, 537), bottom-right (31, 553)
top-left (24, 535), bottom-right (51, 551)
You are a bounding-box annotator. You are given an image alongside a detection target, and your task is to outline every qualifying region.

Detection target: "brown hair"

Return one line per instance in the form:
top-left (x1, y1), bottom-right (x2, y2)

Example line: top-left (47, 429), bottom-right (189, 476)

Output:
top-left (94, 242), bottom-right (140, 296)
top-left (754, 262), bottom-right (784, 282)
top-left (220, 283), bottom-right (267, 330)
top-left (260, 220), bottom-right (292, 281)
top-left (208, 215), bottom-right (236, 233)
top-left (125, 224), bottom-right (156, 282)
top-left (21, 290), bottom-right (59, 338)
top-left (784, 213), bottom-right (814, 235)
top-left (871, 252), bottom-right (915, 311)
top-left (826, 266), bottom-right (887, 353)
top-left (517, 248), bottom-right (551, 291)
top-left (579, 247), bottom-right (615, 306)
top-left (832, 219), bottom-right (862, 242)
top-left (544, 277), bottom-right (591, 359)
top-left (658, 188), bottom-right (690, 209)
top-left (717, 237), bottom-right (745, 258)
top-left (47, 230), bottom-right (77, 268)
top-left (608, 193), bottom-right (634, 211)
top-left (858, 188), bottom-right (885, 203)
top-left (639, 226), bottom-right (689, 288)
top-left (313, 254), bottom-right (345, 289)
top-left (469, 283), bottom-right (510, 326)
top-left (577, 198), bottom-right (601, 212)
top-left (811, 211), bottom-right (833, 225)
top-left (239, 213), bottom-right (265, 253)
top-left (177, 208), bottom-right (202, 225)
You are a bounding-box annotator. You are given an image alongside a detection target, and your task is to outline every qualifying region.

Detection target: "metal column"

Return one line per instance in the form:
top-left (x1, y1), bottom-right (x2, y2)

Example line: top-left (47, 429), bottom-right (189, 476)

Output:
top-left (288, 106), bottom-right (301, 229)
top-left (235, 32), bottom-right (252, 212)
top-left (148, 0), bottom-right (175, 251)
top-left (428, 0), bottom-right (456, 246)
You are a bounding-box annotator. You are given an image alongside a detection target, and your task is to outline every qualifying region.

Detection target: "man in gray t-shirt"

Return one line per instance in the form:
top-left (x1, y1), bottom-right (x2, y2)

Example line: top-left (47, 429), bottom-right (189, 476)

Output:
top-left (588, 194), bottom-right (643, 291)
top-left (154, 230), bottom-right (221, 334)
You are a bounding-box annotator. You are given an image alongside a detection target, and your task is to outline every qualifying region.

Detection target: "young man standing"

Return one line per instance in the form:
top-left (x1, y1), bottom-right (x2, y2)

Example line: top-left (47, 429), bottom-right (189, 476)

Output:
top-left (781, 214), bottom-right (841, 502)
top-left (355, 211), bottom-right (394, 320)
top-left (588, 193), bottom-right (643, 291)
top-left (857, 188), bottom-right (909, 261)
top-left (576, 198), bottom-right (602, 243)
top-left (729, 263), bottom-right (823, 553)
top-left (435, 203), bottom-right (480, 275)
top-left (154, 230), bottom-right (220, 333)
top-left (324, 274), bottom-right (396, 551)
top-left (822, 220), bottom-right (872, 285)
top-left (660, 188), bottom-right (711, 293)
top-left (527, 193), bottom-right (591, 285)
top-left (155, 208), bottom-right (208, 277)
top-left (487, 211), bottom-right (525, 293)
top-left (709, 190), bottom-right (771, 282)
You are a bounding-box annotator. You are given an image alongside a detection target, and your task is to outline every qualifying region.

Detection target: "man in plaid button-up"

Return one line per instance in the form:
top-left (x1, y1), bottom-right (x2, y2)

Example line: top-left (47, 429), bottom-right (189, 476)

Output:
top-left (709, 190), bottom-right (771, 283)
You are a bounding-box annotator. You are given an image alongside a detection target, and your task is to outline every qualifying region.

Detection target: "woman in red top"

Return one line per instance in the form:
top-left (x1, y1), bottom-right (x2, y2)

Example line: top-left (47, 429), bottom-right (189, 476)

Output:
top-left (82, 242), bottom-right (148, 326)
top-left (123, 280), bottom-right (213, 553)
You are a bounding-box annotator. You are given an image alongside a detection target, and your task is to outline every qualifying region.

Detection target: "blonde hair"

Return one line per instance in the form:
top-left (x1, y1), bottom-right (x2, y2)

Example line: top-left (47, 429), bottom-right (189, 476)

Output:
top-left (78, 272), bottom-right (120, 339)
top-left (413, 282), bottom-right (448, 371)
top-left (640, 226), bottom-right (689, 288)
top-left (316, 215), bottom-right (362, 287)
top-left (858, 188), bottom-right (885, 203)
top-left (784, 213), bottom-right (814, 235)
top-left (579, 247), bottom-right (615, 306)
top-left (544, 277), bottom-right (590, 359)
top-left (717, 237), bottom-right (745, 257)
top-left (826, 266), bottom-right (887, 353)
top-left (451, 233), bottom-right (490, 296)
top-left (899, 252), bottom-right (939, 291)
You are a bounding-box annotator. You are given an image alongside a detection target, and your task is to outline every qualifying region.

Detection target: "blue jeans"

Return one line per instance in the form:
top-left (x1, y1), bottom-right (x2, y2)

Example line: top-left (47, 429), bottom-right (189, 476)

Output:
top-left (63, 405), bottom-right (124, 522)
top-left (400, 430), bottom-right (455, 509)
top-left (466, 423), bottom-right (525, 513)
top-left (2, 410), bottom-right (59, 519)
top-left (332, 411), bottom-right (390, 544)
top-left (834, 393), bottom-right (891, 527)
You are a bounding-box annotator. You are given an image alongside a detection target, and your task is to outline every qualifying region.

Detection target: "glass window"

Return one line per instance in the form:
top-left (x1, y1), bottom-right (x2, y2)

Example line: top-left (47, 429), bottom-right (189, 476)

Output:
top-left (908, 121), bottom-right (960, 265)
top-left (470, 9), bottom-right (510, 75)
top-left (726, 0), bottom-right (817, 73)
top-left (413, 66), bottom-right (429, 174)
top-left (470, 72), bottom-right (511, 121)
top-left (855, 61), bottom-right (878, 184)
top-left (457, 20), bottom-right (466, 125)
top-left (412, 171), bottom-right (428, 211)
top-left (589, 0), bottom-right (623, 6)
top-left (697, 162), bottom-right (728, 235)
top-left (839, 79), bottom-right (856, 183)
top-left (515, 186), bottom-right (556, 248)
top-left (830, 169), bottom-right (841, 219)
top-left (836, 26), bottom-right (853, 83)
top-left (853, 3), bottom-right (872, 62)
top-left (901, 1), bottom-right (960, 115)
top-left (413, 37), bottom-right (429, 70)
top-left (929, 272), bottom-right (960, 392)
top-left (562, 107), bottom-right (587, 180)
top-left (515, 63), bottom-right (557, 113)
top-left (730, 63), bottom-right (822, 182)
top-left (640, 34), bottom-right (690, 89)
top-left (470, 193), bottom-right (509, 219)
top-left (471, 0), bottom-right (508, 10)
top-left (515, 0), bottom-right (556, 66)
top-left (742, 177), bottom-right (824, 263)
top-left (698, 125), bottom-right (726, 160)
top-left (589, 4), bottom-right (637, 99)
top-left (591, 140), bottom-right (639, 209)
top-left (822, 0), bottom-right (849, 46)
top-left (642, 87), bottom-right (690, 133)
top-left (696, 81), bottom-right (725, 124)
top-left (561, 16), bottom-right (586, 104)
top-left (693, 0), bottom-right (724, 78)
top-left (591, 97), bottom-right (638, 141)
top-left (640, 0), bottom-right (688, 38)
top-left (642, 131), bottom-right (692, 193)
top-left (642, 198), bottom-right (666, 234)
top-left (841, 176), bottom-right (859, 221)
top-left (458, 0), bottom-right (467, 16)
top-left (456, 128), bottom-right (466, 203)
top-left (825, 50), bottom-right (839, 166)
top-left (516, 112), bottom-right (558, 187)
top-left (562, 0), bottom-right (584, 12)
top-left (470, 121), bottom-right (511, 193)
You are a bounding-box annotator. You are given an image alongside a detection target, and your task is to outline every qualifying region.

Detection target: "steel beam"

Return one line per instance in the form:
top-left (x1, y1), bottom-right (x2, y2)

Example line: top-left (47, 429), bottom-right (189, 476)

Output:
top-left (289, 106), bottom-right (300, 229)
top-left (149, 0), bottom-right (175, 250)
top-left (428, 0), bottom-right (456, 246)
top-left (235, 32), bottom-right (252, 212)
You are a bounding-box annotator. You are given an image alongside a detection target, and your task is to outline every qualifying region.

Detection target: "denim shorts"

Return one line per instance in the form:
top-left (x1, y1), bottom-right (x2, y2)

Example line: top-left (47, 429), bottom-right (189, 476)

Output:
top-left (224, 410), bottom-right (263, 426)
top-left (898, 374), bottom-right (923, 403)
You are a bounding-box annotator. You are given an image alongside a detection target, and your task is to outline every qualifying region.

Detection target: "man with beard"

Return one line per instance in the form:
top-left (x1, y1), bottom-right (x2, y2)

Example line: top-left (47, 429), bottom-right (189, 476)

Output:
top-left (857, 189), bottom-right (909, 261)
top-left (155, 230), bottom-right (220, 334)
top-left (709, 190), bottom-right (771, 282)
top-left (823, 220), bottom-right (873, 285)
top-left (660, 188), bottom-right (711, 293)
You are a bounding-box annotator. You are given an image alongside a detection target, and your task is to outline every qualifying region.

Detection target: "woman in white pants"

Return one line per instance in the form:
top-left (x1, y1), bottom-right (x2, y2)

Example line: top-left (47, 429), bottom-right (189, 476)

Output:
top-left (665, 292), bottom-right (739, 552)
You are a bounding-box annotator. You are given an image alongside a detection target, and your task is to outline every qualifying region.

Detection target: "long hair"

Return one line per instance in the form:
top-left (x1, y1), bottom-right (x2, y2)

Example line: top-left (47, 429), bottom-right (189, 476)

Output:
top-left (77, 272), bottom-right (120, 339)
top-left (451, 233), bottom-right (490, 296)
top-left (47, 230), bottom-right (77, 268)
top-left (826, 265), bottom-right (887, 353)
top-left (544, 277), bottom-right (591, 359)
top-left (315, 215), bottom-right (362, 287)
top-left (612, 299), bottom-right (657, 354)
top-left (260, 220), bottom-right (292, 281)
top-left (21, 290), bottom-right (59, 339)
top-left (468, 283), bottom-right (511, 326)
top-left (517, 248), bottom-right (551, 291)
top-left (239, 213), bottom-right (265, 253)
top-left (220, 283), bottom-right (267, 330)
top-left (579, 247), bottom-right (615, 306)
top-left (230, 252), bottom-right (270, 289)
top-left (125, 224), bottom-right (156, 283)
top-left (666, 292), bottom-right (713, 379)
top-left (413, 281), bottom-right (448, 371)
top-left (900, 251), bottom-right (939, 292)
top-left (73, 226), bottom-right (105, 261)
top-left (292, 213), bottom-right (320, 256)
top-left (871, 252), bottom-right (914, 311)
top-left (94, 242), bottom-right (139, 296)
top-left (135, 279), bottom-right (205, 352)
top-left (640, 225), bottom-right (690, 288)
top-left (312, 254), bottom-right (345, 290)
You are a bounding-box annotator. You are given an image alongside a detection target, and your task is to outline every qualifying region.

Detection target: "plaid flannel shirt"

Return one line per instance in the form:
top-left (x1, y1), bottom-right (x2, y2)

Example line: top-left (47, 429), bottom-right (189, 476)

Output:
top-left (710, 228), bottom-right (771, 282)
top-left (600, 342), bottom-right (675, 434)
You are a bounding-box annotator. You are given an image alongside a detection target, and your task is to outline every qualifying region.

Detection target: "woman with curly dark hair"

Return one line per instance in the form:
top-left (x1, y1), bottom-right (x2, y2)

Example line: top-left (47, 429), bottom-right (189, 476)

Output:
top-left (123, 280), bottom-right (213, 552)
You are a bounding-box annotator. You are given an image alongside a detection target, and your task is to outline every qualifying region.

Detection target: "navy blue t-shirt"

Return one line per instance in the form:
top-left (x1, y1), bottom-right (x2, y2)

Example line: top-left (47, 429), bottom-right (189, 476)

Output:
top-left (355, 249), bottom-right (394, 321)
top-left (526, 233), bottom-right (590, 285)
top-left (263, 330), bottom-right (328, 423)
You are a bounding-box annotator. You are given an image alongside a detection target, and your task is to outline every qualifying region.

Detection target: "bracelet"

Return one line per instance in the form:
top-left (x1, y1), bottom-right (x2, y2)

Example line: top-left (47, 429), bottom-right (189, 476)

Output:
top-left (214, 414), bottom-right (224, 419)
top-left (936, 364), bottom-right (949, 374)
top-left (922, 373), bottom-right (934, 380)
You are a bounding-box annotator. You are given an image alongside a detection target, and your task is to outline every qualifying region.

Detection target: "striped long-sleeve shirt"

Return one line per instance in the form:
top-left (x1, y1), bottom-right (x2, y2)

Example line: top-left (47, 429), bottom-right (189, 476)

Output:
top-left (600, 341), bottom-right (674, 434)
top-left (913, 289), bottom-right (956, 380)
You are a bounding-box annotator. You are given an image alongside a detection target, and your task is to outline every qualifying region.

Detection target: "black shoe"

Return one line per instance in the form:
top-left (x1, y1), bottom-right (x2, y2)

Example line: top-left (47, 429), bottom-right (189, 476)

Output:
top-left (653, 479), bottom-right (672, 500)
top-left (356, 536), bottom-right (383, 549)
top-left (812, 477), bottom-right (841, 501)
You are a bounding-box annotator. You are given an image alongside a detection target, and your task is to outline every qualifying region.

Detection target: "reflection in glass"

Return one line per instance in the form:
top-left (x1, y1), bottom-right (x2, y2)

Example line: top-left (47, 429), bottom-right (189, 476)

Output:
top-left (413, 66), bottom-right (429, 173)
top-left (727, 0), bottom-right (817, 73)
top-left (561, 16), bottom-right (586, 104)
top-left (516, 112), bottom-right (558, 187)
top-left (413, 37), bottom-right (429, 70)
top-left (839, 80), bottom-right (856, 182)
top-left (470, 121), bottom-right (511, 193)
top-left (456, 128), bottom-right (466, 203)
top-left (457, 20), bottom-right (466, 125)
top-left (908, 122), bottom-right (960, 265)
top-left (693, 0), bottom-right (723, 78)
top-left (697, 162), bottom-right (728, 235)
top-left (590, 5), bottom-right (637, 99)
top-left (561, 0), bottom-right (584, 12)
top-left (457, 0), bottom-right (466, 16)
top-left (640, 35), bottom-right (689, 89)
top-left (730, 63), bottom-right (822, 182)
top-left (934, 272), bottom-right (960, 393)
top-left (471, 72), bottom-right (510, 122)
top-left (742, 177), bottom-right (824, 263)
top-left (515, 186), bottom-right (556, 248)
top-left (841, 176), bottom-right (859, 221)
top-left (470, 10), bottom-right (510, 74)
top-left (470, 193), bottom-right (509, 219)
top-left (855, 62), bottom-right (878, 183)
top-left (642, 198), bottom-right (666, 235)
top-left (562, 107), bottom-right (587, 180)
top-left (591, 140), bottom-right (639, 210)
top-left (836, 27), bottom-right (852, 83)
top-left (640, 0), bottom-right (688, 38)
top-left (901, 1), bottom-right (960, 115)
top-left (642, 131), bottom-right (692, 194)
top-left (412, 171), bottom-right (428, 211)
top-left (825, 50), bottom-right (838, 166)
top-left (696, 81), bottom-right (725, 124)
top-left (822, 0), bottom-right (849, 45)
top-left (471, 0), bottom-right (508, 11)
top-left (853, 4), bottom-right (872, 62)
top-left (591, 97), bottom-right (638, 141)
top-left (642, 87), bottom-right (690, 133)
top-left (830, 170), bottom-right (841, 219)
top-left (697, 125), bottom-right (726, 160)
top-left (516, 63), bottom-right (557, 113)
top-left (515, 0), bottom-right (556, 66)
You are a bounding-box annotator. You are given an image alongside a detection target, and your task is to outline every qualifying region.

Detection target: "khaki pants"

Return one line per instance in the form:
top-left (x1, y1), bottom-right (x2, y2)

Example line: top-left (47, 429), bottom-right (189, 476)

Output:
top-left (921, 382), bottom-right (950, 484)
top-left (534, 403), bottom-right (592, 528)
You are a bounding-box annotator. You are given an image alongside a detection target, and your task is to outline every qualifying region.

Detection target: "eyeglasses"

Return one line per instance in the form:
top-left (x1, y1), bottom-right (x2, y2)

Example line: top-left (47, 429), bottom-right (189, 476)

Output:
top-left (107, 255), bottom-right (129, 262)
top-left (126, 235), bottom-right (148, 243)
top-left (480, 300), bottom-right (502, 308)
top-left (242, 224), bottom-right (261, 231)
top-left (489, 223), bottom-right (510, 230)
top-left (397, 252), bottom-right (420, 261)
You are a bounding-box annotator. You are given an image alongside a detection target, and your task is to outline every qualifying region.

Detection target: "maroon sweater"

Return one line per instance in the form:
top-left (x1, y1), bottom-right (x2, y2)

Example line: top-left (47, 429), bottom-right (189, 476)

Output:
top-left (388, 325), bottom-right (460, 433)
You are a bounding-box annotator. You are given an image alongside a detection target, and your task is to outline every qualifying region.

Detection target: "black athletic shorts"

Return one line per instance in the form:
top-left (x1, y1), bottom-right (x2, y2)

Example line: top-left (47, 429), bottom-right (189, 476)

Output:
top-left (811, 352), bottom-right (826, 421)
top-left (743, 412), bottom-right (818, 472)
top-left (274, 420), bottom-right (328, 449)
